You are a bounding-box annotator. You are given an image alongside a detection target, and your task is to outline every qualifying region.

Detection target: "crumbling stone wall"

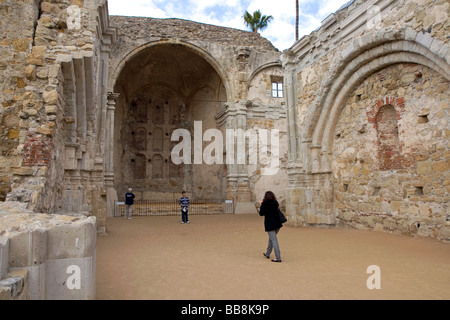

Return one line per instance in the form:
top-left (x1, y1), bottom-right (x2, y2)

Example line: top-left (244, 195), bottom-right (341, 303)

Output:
top-left (283, 0), bottom-right (450, 241)
top-left (0, 0), bottom-right (116, 230)
top-left (333, 63), bottom-right (449, 239)
top-left (0, 0), bottom-right (116, 299)
top-left (0, 0), bottom-right (41, 203)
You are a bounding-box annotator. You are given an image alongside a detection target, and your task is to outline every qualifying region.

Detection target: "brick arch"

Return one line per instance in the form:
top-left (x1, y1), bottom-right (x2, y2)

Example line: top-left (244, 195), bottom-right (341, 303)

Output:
top-left (367, 97), bottom-right (415, 171)
top-left (367, 96), bottom-right (405, 128)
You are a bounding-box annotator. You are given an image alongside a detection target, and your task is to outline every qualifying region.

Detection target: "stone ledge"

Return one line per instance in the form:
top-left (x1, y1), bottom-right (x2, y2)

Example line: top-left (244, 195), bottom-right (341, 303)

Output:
top-left (0, 203), bottom-right (97, 299)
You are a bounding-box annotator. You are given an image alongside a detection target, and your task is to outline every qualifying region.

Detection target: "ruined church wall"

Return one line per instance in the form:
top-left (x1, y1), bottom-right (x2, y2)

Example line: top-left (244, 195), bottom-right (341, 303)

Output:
top-left (284, 0), bottom-right (450, 240)
top-left (108, 16), bottom-right (288, 207)
top-left (246, 65), bottom-right (288, 208)
top-left (0, 0), bottom-right (41, 203)
top-left (333, 64), bottom-right (449, 240)
top-left (0, 0), bottom-right (116, 299)
top-left (0, 0), bottom-right (115, 222)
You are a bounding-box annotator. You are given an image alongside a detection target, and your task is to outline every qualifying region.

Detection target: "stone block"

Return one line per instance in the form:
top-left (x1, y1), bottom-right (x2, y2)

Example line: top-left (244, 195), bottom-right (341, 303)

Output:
top-left (36, 126), bottom-right (53, 136)
top-left (374, 223), bottom-right (384, 232)
top-left (341, 42), bottom-right (355, 61)
top-left (45, 256), bottom-right (95, 300)
top-left (416, 161), bottom-right (432, 175)
top-left (389, 200), bottom-right (402, 212)
top-left (8, 229), bottom-right (47, 268)
top-left (64, 146), bottom-right (77, 170)
top-left (42, 90), bottom-right (58, 105)
top-left (415, 31), bottom-right (433, 49)
top-left (47, 217), bottom-right (96, 260)
top-left (0, 237), bottom-right (9, 279)
top-left (8, 129), bottom-right (19, 139)
top-left (14, 264), bottom-right (46, 300)
top-left (12, 38), bottom-right (30, 52)
top-left (45, 105), bottom-right (58, 114)
top-left (27, 46), bottom-right (46, 66)
top-left (432, 160), bottom-right (448, 173)
top-left (25, 65), bottom-right (37, 81)
top-left (11, 167), bottom-right (33, 176)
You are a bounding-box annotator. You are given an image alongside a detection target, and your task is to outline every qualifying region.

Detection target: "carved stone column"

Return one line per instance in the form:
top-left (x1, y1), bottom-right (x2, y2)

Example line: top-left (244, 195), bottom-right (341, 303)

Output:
top-left (222, 101), bottom-right (256, 214)
top-left (281, 53), bottom-right (335, 227)
top-left (104, 92), bottom-right (119, 219)
top-left (282, 54), bottom-right (303, 176)
top-left (104, 92), bottom-right (119, 186)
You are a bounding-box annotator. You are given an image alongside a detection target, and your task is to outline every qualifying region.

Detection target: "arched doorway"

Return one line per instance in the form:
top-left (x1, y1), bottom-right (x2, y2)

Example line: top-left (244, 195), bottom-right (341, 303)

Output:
top-left (112, 43), bottom-right (228, 202)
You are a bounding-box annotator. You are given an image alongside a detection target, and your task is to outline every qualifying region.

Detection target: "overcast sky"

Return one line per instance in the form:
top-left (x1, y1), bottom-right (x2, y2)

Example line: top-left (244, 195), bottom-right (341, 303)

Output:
top-left (107, 0), bottom-right (351, 51)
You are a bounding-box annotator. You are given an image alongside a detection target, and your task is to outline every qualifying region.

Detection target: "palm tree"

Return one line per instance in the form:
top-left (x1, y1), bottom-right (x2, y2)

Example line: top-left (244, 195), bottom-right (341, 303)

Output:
top-left (296, 0), bottom-right (299, 41)
top-left (242, 9), bottom-right (273, 33)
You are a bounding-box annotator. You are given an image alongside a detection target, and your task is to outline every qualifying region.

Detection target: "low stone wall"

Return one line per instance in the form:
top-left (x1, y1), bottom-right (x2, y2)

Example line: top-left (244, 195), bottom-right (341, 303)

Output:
top-left (0, 202), bottom-right (96, 300)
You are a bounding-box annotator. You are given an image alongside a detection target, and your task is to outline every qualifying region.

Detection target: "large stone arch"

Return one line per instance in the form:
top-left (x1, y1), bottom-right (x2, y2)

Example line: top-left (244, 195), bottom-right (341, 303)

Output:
top-left (109, 39), bottom-right (232, 102)
top-left (306, 29), bottom-right (450, 173)
top-left (111, 40), bottom-right (230, 202)
top-left (331, 61), bottom-right (449, 237)
top-left (246, 61), bottom-right (283, 91)
top-left (283, 20), bottom-right (450, 232)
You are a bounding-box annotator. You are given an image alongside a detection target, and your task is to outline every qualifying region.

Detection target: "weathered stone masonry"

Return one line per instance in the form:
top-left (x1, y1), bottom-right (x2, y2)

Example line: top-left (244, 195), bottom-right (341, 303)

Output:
top-left (0, 0), bottom-right (449, 300)
top-left (1, 0), bottom-right (116, 299)
top-left (282, 0), bottom-right (450, 241)
top-left (108, 16), bottom-right (288, 212)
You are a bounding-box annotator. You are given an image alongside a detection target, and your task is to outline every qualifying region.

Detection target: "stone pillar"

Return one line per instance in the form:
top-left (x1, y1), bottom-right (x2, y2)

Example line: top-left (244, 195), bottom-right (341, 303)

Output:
top-left (105, 92), bottom-right (118, 180)
top-left (224, 101), bottom-right (257, 214)
top-left (282, 53), bottom-right (335, 226)
top-left (283, 58), bottom-right (298, 165)
top-left (104, 93), bottom-right (119, 219)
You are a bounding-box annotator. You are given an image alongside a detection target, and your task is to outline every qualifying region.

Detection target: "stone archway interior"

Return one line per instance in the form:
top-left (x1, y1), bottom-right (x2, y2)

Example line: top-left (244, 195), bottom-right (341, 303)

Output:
top-left (113, 44), bottom-right (227, 201)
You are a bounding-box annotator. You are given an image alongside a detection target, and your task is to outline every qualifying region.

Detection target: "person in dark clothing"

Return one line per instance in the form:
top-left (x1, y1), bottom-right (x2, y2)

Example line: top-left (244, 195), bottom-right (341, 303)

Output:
top-left (259, 191), bottom-right (282, 262)
top-left (179, 191), bottom-right (190, 224)
top-left (124, 188), bottom-right (135, 220)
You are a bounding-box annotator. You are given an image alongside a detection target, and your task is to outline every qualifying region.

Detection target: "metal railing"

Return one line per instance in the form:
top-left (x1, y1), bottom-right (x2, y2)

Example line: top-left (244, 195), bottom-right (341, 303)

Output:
top-left (114, 199), bottom-right (233, 217)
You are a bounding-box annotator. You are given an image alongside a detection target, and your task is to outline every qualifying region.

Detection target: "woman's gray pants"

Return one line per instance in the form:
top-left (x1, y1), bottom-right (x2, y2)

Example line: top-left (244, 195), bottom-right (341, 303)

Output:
top-left (266, 228), bottom-right (281, 260)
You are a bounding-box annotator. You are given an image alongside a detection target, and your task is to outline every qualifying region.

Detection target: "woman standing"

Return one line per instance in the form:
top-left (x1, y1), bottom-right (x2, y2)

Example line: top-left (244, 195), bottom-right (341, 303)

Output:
top-left (259, 191), bottom-right (282, 262)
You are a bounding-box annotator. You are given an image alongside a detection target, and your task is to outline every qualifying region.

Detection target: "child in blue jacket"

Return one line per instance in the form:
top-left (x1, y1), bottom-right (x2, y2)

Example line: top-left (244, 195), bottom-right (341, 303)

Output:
top-left (179, 191), bottom-right (190, 224)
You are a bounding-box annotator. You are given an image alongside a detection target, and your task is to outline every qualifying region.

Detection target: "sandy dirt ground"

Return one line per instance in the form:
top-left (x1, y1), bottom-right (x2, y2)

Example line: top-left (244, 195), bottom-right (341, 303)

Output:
top-left (96, 214), bottom-right (450, 300)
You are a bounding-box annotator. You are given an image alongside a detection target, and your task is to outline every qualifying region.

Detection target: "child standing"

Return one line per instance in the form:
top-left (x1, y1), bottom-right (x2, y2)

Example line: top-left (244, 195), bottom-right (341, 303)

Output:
top-left (179, 191), bottom-right (190, 224)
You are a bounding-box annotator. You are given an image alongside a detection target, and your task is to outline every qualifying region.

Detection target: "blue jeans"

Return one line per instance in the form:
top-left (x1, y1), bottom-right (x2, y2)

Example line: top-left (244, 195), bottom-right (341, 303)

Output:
top-left (181, 208), bottom-right (189, 222)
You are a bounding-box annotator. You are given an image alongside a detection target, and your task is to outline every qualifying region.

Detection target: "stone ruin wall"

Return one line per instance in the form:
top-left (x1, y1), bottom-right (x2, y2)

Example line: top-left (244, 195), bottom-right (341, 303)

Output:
top-left (284, 0), bottom-right (450, 241)
top-left (333, 63), bottom-right (449, 238)
top-left (0, 0), bottom-right (41, 204)
top-left (108, 16), bottom-right (288, 208)
top-left (0, 0), bottom-right (116, 216)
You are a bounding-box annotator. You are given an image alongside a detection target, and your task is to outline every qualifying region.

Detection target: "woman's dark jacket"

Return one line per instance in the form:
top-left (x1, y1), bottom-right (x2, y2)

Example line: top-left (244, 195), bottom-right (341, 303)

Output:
top-left (259, 199), bottom-right (283, 232)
